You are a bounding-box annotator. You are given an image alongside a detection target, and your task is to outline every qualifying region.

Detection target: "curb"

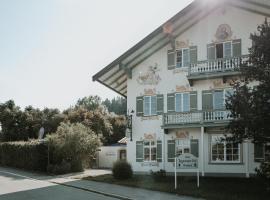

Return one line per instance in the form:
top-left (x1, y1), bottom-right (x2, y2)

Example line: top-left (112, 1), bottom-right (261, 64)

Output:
top-left (50, 181), bottom-right (133, 200)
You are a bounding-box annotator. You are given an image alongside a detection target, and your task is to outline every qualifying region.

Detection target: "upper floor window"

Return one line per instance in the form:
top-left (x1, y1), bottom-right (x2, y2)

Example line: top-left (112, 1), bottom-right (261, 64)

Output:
top-left (144, 96), bottom-right (157, 116)
top-left (216, 41), bottom-right (232, 59)
top-left (175, 93), bottom-right (190, 112)
top-left (176, 48), bottom-right (190, 68)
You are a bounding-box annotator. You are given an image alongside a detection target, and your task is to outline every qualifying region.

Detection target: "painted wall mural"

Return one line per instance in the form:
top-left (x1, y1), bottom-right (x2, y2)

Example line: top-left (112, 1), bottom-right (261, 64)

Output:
top-left (215, 24), bottom-right (233, 41)
top-left (137, 63), bottom-right (161, 85)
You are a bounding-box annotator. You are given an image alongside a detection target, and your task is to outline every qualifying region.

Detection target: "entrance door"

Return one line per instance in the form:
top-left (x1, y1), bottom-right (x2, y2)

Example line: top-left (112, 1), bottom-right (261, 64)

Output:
top-left (119, 149), bottom-right (126, 160)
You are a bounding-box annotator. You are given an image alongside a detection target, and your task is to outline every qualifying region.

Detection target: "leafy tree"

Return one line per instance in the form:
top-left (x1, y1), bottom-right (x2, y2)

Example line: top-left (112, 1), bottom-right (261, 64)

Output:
top-left (102, 97), bottom-right (127, 115)
top-left (75, 95), bottom-right (101, 111)
top-left (107, 115), bottom-right (127, 145)
top-left (47, 122), bottom-right (101, 173)
top-left (226, 19), bottom-right (270, 183)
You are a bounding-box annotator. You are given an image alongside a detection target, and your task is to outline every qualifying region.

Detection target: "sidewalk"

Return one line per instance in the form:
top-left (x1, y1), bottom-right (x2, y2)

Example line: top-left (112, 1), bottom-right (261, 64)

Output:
top-left (0, 166), bottom-right (202, 200)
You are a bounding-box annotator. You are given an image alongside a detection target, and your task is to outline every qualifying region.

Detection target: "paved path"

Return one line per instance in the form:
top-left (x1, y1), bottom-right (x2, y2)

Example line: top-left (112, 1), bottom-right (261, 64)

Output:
top-left (0, 167), bottom-right (201, 200)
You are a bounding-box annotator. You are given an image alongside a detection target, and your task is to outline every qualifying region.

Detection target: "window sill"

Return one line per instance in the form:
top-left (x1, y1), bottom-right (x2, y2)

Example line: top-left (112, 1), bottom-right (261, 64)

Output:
top-left (141, 162), bottom-right (159, 167)
top-left (208, 162), bottom-right (243, 165)
top-left (141, 115), bottom-right (160, 121)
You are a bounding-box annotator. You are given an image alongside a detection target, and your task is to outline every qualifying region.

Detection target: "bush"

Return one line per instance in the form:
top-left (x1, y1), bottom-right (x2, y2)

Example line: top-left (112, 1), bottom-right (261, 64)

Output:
top-left (0, 140), bottom-right (48, 171)
top-left (47, 122), bottom-right (101, 174)
top-left (256, 161), bottom-right (270, 190)
top-left (47, 160), bottom-right (71, 175)
top-left (112, 161), bottom-right (133, 180)
top-left (151, 169), bottom-right (166, 181)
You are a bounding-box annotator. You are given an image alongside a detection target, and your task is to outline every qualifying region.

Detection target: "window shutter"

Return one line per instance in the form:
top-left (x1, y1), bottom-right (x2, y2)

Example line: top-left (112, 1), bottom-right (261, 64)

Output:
top-left (191, 139), bottom-right (199, 157)
top-left (157, 140), bottom-right (162, 162)
top-left (136, 96), bottom-right (143, 116)
top-left (167, 50), bottom-right (176, 70)
top-left (254, 143), bottom-right (264, 162)
top-left (189, 46), bottom-right (198, 64)
top-left (232, 39), bottom-right (241, 57)
top-left (167, 140), bottom-right (175, 162)
top-left (156, 94), bottom-right (164, 115)
top-left (202, 90), bottom-right (213, 110)
top-left (167, 93), bottom-right (175, 113)
top-left (136, 141), bottom-right (143, 162)
top-left (207, 43), bottom-right (215, 60)
top-left (190, 91), bottom-right (197, 111)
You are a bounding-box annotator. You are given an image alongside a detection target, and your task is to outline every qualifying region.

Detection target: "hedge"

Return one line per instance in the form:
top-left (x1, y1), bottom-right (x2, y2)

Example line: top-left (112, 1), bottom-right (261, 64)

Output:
top-left (0, 140), bottom-right (48, 172)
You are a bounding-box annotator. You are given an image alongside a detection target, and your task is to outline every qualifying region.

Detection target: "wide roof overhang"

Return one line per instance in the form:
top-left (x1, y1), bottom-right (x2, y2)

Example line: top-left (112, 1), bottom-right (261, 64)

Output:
top-left (92, 0), bottom-right (270, 98)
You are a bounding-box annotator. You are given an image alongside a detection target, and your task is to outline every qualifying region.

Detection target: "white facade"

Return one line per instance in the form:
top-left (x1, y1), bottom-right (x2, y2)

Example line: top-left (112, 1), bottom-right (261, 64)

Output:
top-left (97, 146), bottom-right (126, 168)
top-left (93, 0), bottom-right (270, 177)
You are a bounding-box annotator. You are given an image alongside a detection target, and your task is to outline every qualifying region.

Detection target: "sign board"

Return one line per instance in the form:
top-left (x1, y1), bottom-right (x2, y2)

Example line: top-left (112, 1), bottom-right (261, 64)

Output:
top-left (176, 153), bottom-right (198, 169)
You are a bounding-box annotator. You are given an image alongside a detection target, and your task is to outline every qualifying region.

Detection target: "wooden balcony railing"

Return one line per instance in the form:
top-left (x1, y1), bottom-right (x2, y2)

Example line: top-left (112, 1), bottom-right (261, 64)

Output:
top-left (189, 55), bottom-right (249, 75)
top-left (163, 110), bottom-right (233, 127)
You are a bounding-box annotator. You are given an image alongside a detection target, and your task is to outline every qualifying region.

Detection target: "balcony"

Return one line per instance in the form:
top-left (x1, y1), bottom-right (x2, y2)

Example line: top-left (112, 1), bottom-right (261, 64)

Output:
top-left (187, 55), bottom-right (249, 84)
top-left (162, 110), bottom-right (233, 129)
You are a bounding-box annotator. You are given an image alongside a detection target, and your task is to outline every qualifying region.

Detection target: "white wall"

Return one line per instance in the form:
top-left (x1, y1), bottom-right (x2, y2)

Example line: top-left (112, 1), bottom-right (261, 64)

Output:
top-left (98, 146), bottom-right (126, 168)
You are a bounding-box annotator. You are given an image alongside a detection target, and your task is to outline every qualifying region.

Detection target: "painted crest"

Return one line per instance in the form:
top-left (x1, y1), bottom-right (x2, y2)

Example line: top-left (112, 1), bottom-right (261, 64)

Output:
top-left (215, 24), bottom-right (232, 41)
top-left (137, 63), bottom-right (161, 85)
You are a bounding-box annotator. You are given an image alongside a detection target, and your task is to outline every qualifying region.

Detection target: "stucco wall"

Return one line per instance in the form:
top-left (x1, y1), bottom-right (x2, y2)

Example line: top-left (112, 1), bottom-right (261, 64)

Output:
top-left (98, 146), bottom-right (126, 168)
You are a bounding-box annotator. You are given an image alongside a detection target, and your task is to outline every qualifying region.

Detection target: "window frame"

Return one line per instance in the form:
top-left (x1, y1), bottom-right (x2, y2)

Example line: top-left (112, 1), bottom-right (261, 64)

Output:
top-left (213, 88), bottom-right (234, 110)
top-left (176, 48), bottom-right (190, 68)
top-left (175, 139), bottom-right (191, 156)
top-left (210, 135), bottom-right (241, 163)
top-left (143, 140), bottom-right (157, 162)
top-left (175, 92), bottom-right (190, 113)
top-left (215, 41), bottom-right (232, 59)
top-left (143, 96), bottom-right (157, 116)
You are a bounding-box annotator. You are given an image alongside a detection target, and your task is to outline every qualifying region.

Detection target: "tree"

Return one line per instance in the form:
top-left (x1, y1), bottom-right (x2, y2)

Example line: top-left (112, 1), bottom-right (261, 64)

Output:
top-left (75, 95), bottom-right (101, 111)
top-left (226, 19), bottom-right (270, 184)
top-left (107, 115), bottom-right (127, 145)
top-left (226, 19), bottom-right (270, 144)
top-left (102, 97), bottom-right (127, 115)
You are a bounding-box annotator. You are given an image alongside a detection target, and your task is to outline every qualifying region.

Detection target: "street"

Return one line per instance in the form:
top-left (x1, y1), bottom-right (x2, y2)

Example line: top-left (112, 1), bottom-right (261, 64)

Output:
top-left (0, 170), bottom-right (116, 200)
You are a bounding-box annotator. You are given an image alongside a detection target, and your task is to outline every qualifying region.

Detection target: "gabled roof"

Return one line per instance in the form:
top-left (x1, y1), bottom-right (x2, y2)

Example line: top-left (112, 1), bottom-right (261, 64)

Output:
top-left (92, 0), bottom-right (270, 97)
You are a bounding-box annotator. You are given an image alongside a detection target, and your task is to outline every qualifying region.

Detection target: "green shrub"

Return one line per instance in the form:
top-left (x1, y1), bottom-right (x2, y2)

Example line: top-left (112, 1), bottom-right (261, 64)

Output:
top-left (47, 122), bottom-right (101, 174)
top-left (112, 161), bottom-right (133, 180)
top-left (47, 160), bottom-right (71, 175)
top-left (256, 161), bottom-right (270, 190)
top-left (0, 140), bottom-right (48, 171)
top-left (151, 169), bottom-right (166, 181)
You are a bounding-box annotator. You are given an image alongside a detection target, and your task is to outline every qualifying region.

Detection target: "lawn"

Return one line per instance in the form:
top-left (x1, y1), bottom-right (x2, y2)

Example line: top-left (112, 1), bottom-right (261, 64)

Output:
top-left (83, 174), bottom-right (269, 200)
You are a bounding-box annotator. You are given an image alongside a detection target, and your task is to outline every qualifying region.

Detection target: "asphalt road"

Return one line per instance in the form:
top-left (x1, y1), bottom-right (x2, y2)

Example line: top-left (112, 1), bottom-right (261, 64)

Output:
top-left (0, 170), bottom-right (117, 200)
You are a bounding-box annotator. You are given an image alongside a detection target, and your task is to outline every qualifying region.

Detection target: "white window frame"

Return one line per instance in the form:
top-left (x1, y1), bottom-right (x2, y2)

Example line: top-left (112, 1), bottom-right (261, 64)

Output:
top-left (175, 92), bottom-right (190, 112)
top-left (176, 48), bottom-right (190, 68)
top-left (143, 96), bottom-right (157, 116)
top-left (211, 135), bottom-right (241, 163)
top-left (143, 140), bottom-right (157, 162)
top-left (215, 41), bottom-right (232, 59)
top-left (213, 88), bottom-right (234, 110)
top-left (175, 139), bottom-right (190, 156)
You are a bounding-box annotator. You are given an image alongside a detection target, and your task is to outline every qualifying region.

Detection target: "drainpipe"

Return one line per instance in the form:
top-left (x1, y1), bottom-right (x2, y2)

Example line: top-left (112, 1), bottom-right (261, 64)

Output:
top-left (163, 132), bottom-right (166, 171)
top-left (201, 126), bottom-right (205, 176)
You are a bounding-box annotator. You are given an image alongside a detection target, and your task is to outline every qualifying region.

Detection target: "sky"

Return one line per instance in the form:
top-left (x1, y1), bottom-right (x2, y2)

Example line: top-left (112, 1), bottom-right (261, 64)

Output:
top-left (0, 0), bottom-right (193, 110)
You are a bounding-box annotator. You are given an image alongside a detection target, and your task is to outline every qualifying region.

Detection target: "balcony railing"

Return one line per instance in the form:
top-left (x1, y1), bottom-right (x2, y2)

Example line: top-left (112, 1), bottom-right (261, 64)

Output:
top-left (163, 110), bottom-right (233, 127)
top-left (189, 55), bottom-right (249, 76)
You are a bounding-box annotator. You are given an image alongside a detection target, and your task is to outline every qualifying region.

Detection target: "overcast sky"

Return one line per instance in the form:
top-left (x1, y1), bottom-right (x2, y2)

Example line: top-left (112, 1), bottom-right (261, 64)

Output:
top-left (0, 0), bottom-right (193, 110)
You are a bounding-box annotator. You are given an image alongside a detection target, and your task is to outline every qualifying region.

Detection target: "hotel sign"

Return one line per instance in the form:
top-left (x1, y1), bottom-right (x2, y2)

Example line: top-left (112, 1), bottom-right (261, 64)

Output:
top-left (176, 153), bottom-right (198, 169)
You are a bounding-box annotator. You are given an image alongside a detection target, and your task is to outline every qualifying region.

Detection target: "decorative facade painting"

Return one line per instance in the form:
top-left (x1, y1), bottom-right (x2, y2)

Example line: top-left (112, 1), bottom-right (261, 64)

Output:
top-left (137, 63), bottom-right (161, 85)
top-left (215, 24), bottom-right (232, 41)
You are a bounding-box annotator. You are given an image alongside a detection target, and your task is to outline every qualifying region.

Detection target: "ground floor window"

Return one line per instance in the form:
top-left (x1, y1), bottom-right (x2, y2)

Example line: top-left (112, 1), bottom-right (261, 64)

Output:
top-left (144, 140), bottom-right (157, 161)
top-left (211, 135), bottom-right (240, 163)
top-left (175, 139), bottom-right (190, 156)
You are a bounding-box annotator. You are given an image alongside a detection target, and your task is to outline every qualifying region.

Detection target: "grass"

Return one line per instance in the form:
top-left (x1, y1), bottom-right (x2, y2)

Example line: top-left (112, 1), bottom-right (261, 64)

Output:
top-left (83, 174), bottom-right (269, 200)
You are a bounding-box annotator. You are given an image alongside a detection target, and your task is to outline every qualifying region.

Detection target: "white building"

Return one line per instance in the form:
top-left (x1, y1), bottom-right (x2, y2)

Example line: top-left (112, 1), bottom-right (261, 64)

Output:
top-left (93, 0), bottom-right (270, 177)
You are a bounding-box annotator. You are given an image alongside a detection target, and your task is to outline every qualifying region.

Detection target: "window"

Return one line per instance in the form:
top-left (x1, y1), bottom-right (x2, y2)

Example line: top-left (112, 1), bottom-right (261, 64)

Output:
top-left (211, 135), bottom-right (241, 163)
top-left (176, 48), bottom-right (189, 68)
top-left (215, 41), bottom-right (232, 59)
top-left (143, 140), bottom-right (157, 161)
top-left (213, 88), bottom-right (234, 110)
top-left (175, 93), bottom-right (190, 112)
top-left (255, 143), bottom-right (270, 161)
top-left (176, 139), bottom-right (190, 156)
top-left (143, 96), bottom-right (157, 116)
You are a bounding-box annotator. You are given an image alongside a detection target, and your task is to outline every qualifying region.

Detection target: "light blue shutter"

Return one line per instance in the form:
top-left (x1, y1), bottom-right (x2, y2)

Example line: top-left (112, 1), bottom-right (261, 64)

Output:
top-left (167, 140), bottom-right (175, 162)
top-left (182, 93), bottom-right (190, 112)
top-left (143, 96), bottom-right (150, 116)
top-left (189, 46), bottom-right (198, 64)
top-left (191, 139), bottom-right (199, 157)
top-left (214, 90), bottom-right (224, 110)
top-left (254, 143), bottom-right (264, 162)
top-left (151, 96), bottom-right (157, 115)
top-left (183, 49), bottom-right (190, 67)
top-left (224, 42), bottom-right (232, 58)
top-left (157, 140), bottom-right (162, 162)
top-left (175, 93), bottom-right (182, 112)
top-left (136, 141), bottom-right (143, 162)
top-left (202, 90), bottom-right (213, 110)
